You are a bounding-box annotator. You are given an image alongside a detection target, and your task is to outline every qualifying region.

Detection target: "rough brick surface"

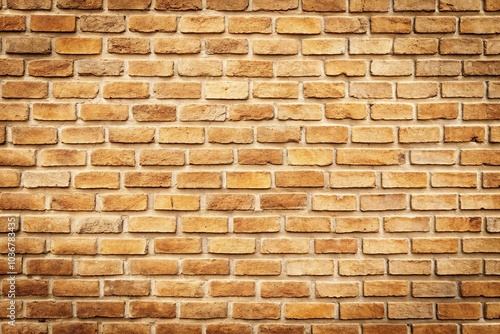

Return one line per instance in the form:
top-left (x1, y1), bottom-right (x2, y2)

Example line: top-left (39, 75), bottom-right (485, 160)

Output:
top-left (0, 2), bottom-right (498, 331)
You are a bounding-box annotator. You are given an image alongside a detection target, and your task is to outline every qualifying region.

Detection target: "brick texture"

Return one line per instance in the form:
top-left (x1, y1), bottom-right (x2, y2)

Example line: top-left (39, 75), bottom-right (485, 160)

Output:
top-left (0, 1), bottom-right (499, 332)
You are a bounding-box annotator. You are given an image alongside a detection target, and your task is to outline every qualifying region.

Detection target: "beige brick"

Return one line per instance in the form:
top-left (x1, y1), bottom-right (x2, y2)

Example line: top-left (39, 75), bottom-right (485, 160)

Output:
top-left (350, 82), bottom-right (393, 99)
top-left (394, 38), bottom-right (438, 55)
top-left (461, 17), bottom-right (500, 34)
top-left (312, 195), bottom-right (357, 211)
top-left (394, 0), bottom-right (435, 11)
top-left (206, 38), bottom-right (248, 54)
top-left (397, 82), bottom-right (438, 99)
top-left (178, 59), bottom-right (222, 77)
top-left (129, 60), bottom-right (173, 77)
top-left (440, 38), bottom-right (483, 55)
top-left (302, 39), bottom-right (345, 55)
top-left (30, 15), bottom-right (75, 32)
top-left (155, 0), bottom-right (202, 10)
top-left (349, 38), bottom-right (391, 55)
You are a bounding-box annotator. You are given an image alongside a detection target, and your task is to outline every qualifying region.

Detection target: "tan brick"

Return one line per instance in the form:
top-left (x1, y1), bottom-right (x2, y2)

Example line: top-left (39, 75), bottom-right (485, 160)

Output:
top-left (208, 238), bottom-right (255, 254)
top-left (363, 238), bottom-right (409, 254)
top-left (6, 37), bottom-right (51, 54)
top-left (261, 193), bottom-right (307, 210)
top-left (108, 38), bottom-right (150, 54)
top-left (129, 60), bottom-right (173, 77)
top-left (394, 0), bottom-right (435, 11)
top-left (75, 172), bottom-right (119, 189)
top-left (159, 127), bottom-right (204, 144)
top-left (339, 259), bottom-right (385, 276)
top-left (77, 301), bottom-right (124, 318)
top-left (180, 302), bottom-right (227, 319)
top-left (325, 16), bottom-right (368, 33)
top-left (302, 39), bottom-right (345, 55)
top-left (461, 17), bottom-right (500, 34)
top-left (190, 149), bottom-right (233, 165)
top-left (233, 302), bottom-right (280, 320)
top-left (315, 282), bottom-right (359, 298)
top-left (397, 82), bottom-right (438, 99)
top-left (399, 126), bottom-right (441, 143)
top-left (412, 194), bottom-right (458, 211)
top-left (312, 194), bottom-right (357, 211)
top-left (101, 194), bottom-right (148, 211)
top-left (371, 16), bottom-right (412, 33)
top-left (57, 0), bottom-right (103, 9)
top-left (101, 238), bottom-right (147, 255)
top-left (277, 103), bottom-right (321, 121)
top-left (27, 259), bottom-right (73, 276)
top-left (416, 60), bottom-right (461, 76)
top-left (40, 149), bottom-right (86, 166)
top-left (206, 38), bottom-right (249, 54)
top-left (80, 15), bottom-right (125, 33)
top-left (340, 303), bottom-right (384, 319)
top-left (350, 0), bottom-right (389, 11)
top-left (412, 281), bottom-right (457, 298)
top-left (302, 0), bottom-right (346, 11)
top-left (81, 104), bottom-right (128, 121)
top-left (77, 259), bottom-right (123, 276)
top-left (0, 103), bottom-right (29, 121)
top-left (461, 149), bottom-right (500, 165)
top-left (461, 195), bottom-right (500, 210)
top-left (51, 194), bottom-right (95, 211)
top-left (0, 170), bottom-right (20, 188)
top-left (276, 17), bottom-right (321, 34)
top-left (336, 216), bottom-right (379, 233)
top-left (129, 301), bottom-right (176, 318)
top-left (389, 259), bottom-right (432, 276)
top-left (157, 324), bottom-right (202, 334)
top-left (104, 280), bottom-right (150, 297)
top-left (349, 38), bottom-right (391, 55)
top-left (155, 0), bottom-right (202, 10)
top-left (24, 171), bottom-right (70, 188)
top-left (154, 82), bottom-right (201, 99)
top-left (261, 238), bottom-right (309, 254)
top-left (178, 59), bottom-right (222, 77)
top-left (0, 15), bottom-right (26, 31)
top-left (53, 280), bottom-right (99, 296)
top-left (287, 216), bottom-right (331, 233)
top-left (464, 103), bottom-right (500, 120)
top-left (350, 82), bottom-right (393, 99)
top-left (394, 38), bottom-right (438, 55)
top-left (285, 303), bottom-right (334, 319)
top-left (210, 280), bottom-right (255, 297)
top-left (129, 259), bottom-right (177, 275)
top-left (182, 216), bottom-right (227, 233)
top-left (252, 0), bottom-right (298, 10)
top-left (415, 16), bottom-right (456, 33)
top-left (133, 105), bottom-right (176, 122)
top-left (128, 216), bottom-right (176, 233)
top-left (129, 15), bottom-right (177, 32)
top-left (91, 149), bottom-right (135, 166)
top-left (236, 217), bottom-right (282, 234)
top-left (156, 280), bottom-right (203, 297)
top-left (330, 171), bottom-right (376, 189)
top-left (102, 324), bottom-right (150, 334)
top-left (154, 38), bottom-right (201, 54)
top-left (228, 17), bottom-right (272, 33)
top-left (326, 61), bottom-right (367, 78)
top-left (440, 38), bottom-right (482, 55)
top-left (287, 259), bottom-right (334, 276)
top-left (2, 81), bottom-right (48, 99)
top-left (382, 172), bottom-right (427, 188)
top-left (388, 302), bottom-right (434, 319)
top-left (180, 15), bottom-right (224, 33)
top-left (418, 103), bottom-right (459, 120)
top-left (78, 59), bottom-right (124, 76)
top-left (253, 39), bottom-right (298, 55)
top-left (12, 126), bottom-right (57, 145)
top-left (313, 325), bottom-right (360, 334)
top-left (30, 15), bottom-right (75, 32)
top-left (76, 216), bottom-right (122, 234)
top-left (484, 172), bottom-right (500, 188)
top-left (109, 127), bottom-right (155, 144)
top-left (206, 194), bottom-right (255, 211)
top-left (360, 194), bottom-right (407, 211)
top-left (26, 301), bottom-right (72, 319)
top-left (431, 172), bottom-right (477, 188)
top-left (108, 0), bottom-right (151, 9)
top-left (125, 171), bottom-right (171, 188)
top-left (364, 280), bottom-right (408, 297)
top-left (103, 82), bottom-right (149, 99)
top-left (352, 126), bottom-right (395, 143)
top-left (206, 82), bottom-right (248, 100)
top-left (206, 0), bottom-right (248, 10)
top-left (438, 303), bottom-right (482, 320)
top-left (33, 103), bottom-right (76, 121)
top-left (326, 103), bottom-right (368, 120)
top-left (0, 59), bottom-right (24, 76)
top-left (53, 82), bottom-right (99, 99)
top-left (337, 149), bottom-right (405, 165)
top-left (371, 103), bottom-right (413, 120)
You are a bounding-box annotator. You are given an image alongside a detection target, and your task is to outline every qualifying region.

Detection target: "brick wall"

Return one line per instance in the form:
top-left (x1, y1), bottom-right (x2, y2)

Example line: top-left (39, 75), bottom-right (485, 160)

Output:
top-left (1, 0), bottom-right (500, 333)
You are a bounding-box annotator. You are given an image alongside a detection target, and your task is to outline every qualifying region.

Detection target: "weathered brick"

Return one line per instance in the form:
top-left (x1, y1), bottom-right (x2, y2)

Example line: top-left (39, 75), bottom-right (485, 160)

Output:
top-left (129, 15), bottom-right (176, 32)
top-left (154, 38), bottom-right (201, 54)
top-left (30, 15), bottom-right (75, 32)
top-left (325, 17), bottom-right (368, 33)
top-left (80, 15), bottom-right (125, 33)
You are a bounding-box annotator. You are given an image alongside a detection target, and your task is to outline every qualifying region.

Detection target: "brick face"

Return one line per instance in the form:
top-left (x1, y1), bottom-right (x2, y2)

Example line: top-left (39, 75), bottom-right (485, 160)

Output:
top-left (1, 2), bottom-right (498, 330)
